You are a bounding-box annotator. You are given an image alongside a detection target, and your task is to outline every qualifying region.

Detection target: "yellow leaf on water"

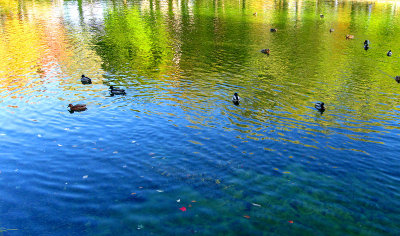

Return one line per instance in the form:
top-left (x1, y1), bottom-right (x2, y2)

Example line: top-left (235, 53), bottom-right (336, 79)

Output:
top-left (215, 179), bottom-right (221, 184)
top-left (283, 172), bottom-right (290, 174)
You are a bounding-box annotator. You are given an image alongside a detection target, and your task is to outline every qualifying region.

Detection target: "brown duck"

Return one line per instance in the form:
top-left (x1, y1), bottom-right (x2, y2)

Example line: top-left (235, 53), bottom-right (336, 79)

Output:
top-left (346, 35), bottom-right (354, 39)
top-left (68, 104), bottom-right (87, 112)
top-left (261, 49), bottom-right (270, 55)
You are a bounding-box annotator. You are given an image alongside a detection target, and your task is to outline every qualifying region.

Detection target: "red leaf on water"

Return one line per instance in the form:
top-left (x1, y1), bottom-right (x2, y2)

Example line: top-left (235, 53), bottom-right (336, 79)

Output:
top-left (288, 220), bottom-right (294, 224)
top-left (179, 207), bottom-right (187, 212)
top-left (243, 215), bottom-right (250, 219)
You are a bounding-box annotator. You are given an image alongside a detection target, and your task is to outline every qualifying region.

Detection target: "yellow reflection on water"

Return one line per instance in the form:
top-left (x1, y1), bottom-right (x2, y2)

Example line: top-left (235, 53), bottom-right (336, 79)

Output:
top-left (0, 0), bottom-right (105, 98)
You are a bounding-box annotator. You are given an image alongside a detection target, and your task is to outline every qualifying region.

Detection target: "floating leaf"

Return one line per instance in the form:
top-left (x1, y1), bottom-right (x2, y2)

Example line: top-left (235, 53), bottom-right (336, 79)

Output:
top-left (191, 200), bottom-right (197, 203)
top-left (288, 220), bottom-right (294, 224)
top-left (243, 215), bottom-right (250, 219)
top-left (156, 190), bottom-right (164, 193)
top-left (283, 171), bottom-right (291, 174)
top-left (177, 199), bottom-right (181, 202)
top-left (179, 207), bottom-right (187, 211)
top-left (131, 193), bottom-right (136, 195)
top-left (82, 175), bottom-right (88, 179)
top-left (252, 203), bottom-right (261, 207)
top-left (215, 179), bottom-right (221, 184)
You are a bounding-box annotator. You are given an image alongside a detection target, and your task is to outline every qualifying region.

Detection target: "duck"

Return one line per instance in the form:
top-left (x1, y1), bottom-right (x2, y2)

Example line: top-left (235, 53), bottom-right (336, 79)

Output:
top-left (364, 40), bottom-right (370, 50)
top-left (395, 76), bottom-right (400, 83)
top-left (109, 86), bottom-right (126, 95)
top-left (81, 75), bottom-right (92, 84)
top-left (320, 14), bottom-right (324, 18)
top-left (68, 104), bottom-right (87, 112)
top-left (346, 35), bottom-right (354, 39)
top-left (329, 28), bottom-right (334, 33)
top-left (270, 28), bottom-right (277, 32)
top-left (315, 102), bottom-right (325, 114)
top-left (387, 50), bottom-right (392, 57)
top-left (232, 92), bottom-right (240, 105)
top-left (253, 12), bottom-right (257, 16)
top-left (261, 49), bottom-right (270, 55)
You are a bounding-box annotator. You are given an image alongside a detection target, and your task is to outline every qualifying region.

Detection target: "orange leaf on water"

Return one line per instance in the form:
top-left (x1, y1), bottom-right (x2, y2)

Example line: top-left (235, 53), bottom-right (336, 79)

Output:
top-left (243, 215), bottom-right (250, 219)
top-left (288, 220), bottom-right (294, 224)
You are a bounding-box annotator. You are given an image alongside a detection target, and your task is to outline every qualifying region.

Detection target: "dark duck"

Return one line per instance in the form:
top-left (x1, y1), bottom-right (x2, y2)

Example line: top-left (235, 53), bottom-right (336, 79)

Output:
top-left (109, 86), bottom-right (126, 95)
top-left (261, 49), bottom-right (270, 55)
top-left (232, 92), bottom-right (240, 105)
top-left (68, 104), bottom-right (87, 113)
top-left (387, 50), bottom-right (392, 57)
top-left (81, 75), bottom-right (92, 84)
top-left (315, 102), bottom-right (325, 114)
top-left (364, 40), bottom-right (370, 50)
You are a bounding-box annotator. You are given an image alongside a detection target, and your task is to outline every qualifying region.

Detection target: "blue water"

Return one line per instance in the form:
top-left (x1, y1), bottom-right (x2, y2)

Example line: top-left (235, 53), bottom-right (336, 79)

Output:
top-left (1, 0), bottom-right (400, 235)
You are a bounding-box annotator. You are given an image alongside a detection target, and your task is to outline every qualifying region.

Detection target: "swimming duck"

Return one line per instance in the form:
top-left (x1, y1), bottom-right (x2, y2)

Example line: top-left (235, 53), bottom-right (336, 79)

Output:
top-left (261, 49), bottom-right (270, 55)
top-left (387, 50), bottom-right (392, 57)
top-left (329, 28), bottom-right (334, 33)
top-left (395, 76), bottom-right (400, 83)
top-left (363, 40), bottom-right (370, 50)
top-left (81, 75), bottom-right (92, 84)
top-left (232, 92), bottom-right (240, 105)
top-left (109, 86), bottom-right (126, 95)
top-left (68, 104), bottom-right (87, 112)
top-left (270, 28), bottom-right (277, 32)
top-left (315, 102), bottom-right (325, 114)
top-left (346, 35), bottom-right (354, 39)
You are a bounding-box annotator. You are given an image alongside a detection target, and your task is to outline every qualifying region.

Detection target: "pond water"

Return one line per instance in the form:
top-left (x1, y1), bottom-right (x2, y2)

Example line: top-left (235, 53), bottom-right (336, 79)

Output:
top-left (1, 0), bottom-right (400, 235)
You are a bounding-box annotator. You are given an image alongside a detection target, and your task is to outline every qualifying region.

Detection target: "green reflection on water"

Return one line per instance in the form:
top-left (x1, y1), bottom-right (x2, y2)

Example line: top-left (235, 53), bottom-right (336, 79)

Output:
top-left (95, 5), bottom-right (174, 80)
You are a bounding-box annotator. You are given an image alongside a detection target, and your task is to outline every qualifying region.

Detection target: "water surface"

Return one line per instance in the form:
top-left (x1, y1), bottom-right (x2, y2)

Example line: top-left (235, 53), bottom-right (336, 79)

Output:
top-left (1, 0), bottom-right (400, 235)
